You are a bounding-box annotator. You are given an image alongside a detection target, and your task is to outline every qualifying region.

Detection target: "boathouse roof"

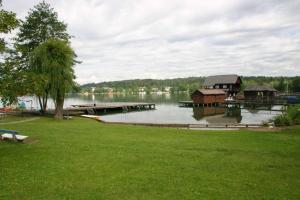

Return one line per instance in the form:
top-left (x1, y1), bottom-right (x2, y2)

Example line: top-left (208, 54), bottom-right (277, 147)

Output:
top-left (195, 89), bottom-right (226, 95)
top-left (244, 85), bottom-right (277, 92)
top-left (204, 74), bottom-right (241, 86)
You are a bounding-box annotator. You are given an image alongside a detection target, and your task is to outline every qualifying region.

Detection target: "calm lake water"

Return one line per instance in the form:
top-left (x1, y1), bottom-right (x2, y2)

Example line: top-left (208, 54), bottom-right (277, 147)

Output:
top-left (7, 93), bottom-right (283, 125)
top-left (68, 93), bottom-right (282, 125)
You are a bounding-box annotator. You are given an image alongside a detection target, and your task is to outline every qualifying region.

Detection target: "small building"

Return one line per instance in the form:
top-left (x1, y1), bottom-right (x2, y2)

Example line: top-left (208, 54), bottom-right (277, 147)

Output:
top-left (151, 87), bottom-right (159, 92)
top-left (103, 87), bottom-right (114, 93)
top-left (191, 89), bottom-right (226, 105)
top-left (163, 86), bottom-right (172, 93)
top-left (203, 74), bottom-right (242, 96)
top-left (244, 85), bottom-right (277, 102)
top-left (138, 87), bottom-right (146, 92)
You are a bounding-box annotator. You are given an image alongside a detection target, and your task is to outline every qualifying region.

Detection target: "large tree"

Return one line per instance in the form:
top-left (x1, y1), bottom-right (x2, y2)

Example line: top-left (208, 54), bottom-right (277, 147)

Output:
top-left (290, 77), bottom-right (300, 92)
top-left (15, 1), bottom-right (71, 113)
top-left (0, 0), bottom-right (19, 53)
top-left (0, 0), bottom-right (19, 105)
top-left (30, 39), bottom-right (75, 119)
top-left (274, 77), bottom-right (286, 92)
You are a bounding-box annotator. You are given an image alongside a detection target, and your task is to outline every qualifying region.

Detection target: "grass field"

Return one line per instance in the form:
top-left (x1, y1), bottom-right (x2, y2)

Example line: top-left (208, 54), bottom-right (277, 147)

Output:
top-left (0, 114), bottom-right (35, 123)
top-left (0, 117), bottom-right (300, 199)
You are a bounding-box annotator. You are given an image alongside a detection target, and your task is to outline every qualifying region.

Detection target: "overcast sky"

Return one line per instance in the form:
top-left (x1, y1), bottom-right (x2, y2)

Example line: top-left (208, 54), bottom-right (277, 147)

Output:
top-left (3, 0), bottom-right (300, 84)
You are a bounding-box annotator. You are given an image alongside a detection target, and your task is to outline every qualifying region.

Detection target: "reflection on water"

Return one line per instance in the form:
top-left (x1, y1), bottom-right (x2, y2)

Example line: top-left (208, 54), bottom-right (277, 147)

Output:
top-left (100, 103), bottom-right (281, 125)
top-left (226, 107), bottom-right (242, 123)
top-left (193, 107), bottom-right (242, 124)
top-left (2, 93), bottom-right (282, 125)
top-left (193, 107), bottom-right (226, 120)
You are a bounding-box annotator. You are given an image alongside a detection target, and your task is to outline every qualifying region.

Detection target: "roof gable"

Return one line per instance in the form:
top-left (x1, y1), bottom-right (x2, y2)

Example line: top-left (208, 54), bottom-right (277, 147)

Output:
top-left (204, 74), bottom-right (241, 86)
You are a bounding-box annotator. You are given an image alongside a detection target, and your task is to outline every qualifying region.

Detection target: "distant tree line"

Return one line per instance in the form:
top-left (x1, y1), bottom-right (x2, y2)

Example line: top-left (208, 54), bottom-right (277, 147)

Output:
top-left (81, 77), bottom-right (205, 94)
top-left (81, 76), bottom-right (300, 94)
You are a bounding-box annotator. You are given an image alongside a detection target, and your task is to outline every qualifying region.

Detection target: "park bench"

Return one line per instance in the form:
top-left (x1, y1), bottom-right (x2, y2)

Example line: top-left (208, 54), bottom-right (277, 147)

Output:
top-left (0, 129), bottom-right (28, 142)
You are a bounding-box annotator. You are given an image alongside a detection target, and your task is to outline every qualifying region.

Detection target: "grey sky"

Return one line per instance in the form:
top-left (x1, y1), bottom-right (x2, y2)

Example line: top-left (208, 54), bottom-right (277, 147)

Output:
top-left (3, 0), bottom-right (300, 84)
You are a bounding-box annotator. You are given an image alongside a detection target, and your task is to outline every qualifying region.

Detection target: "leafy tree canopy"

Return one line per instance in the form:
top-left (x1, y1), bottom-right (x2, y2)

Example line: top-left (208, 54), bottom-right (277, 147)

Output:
top-left (0, 0), bottom-right (19, 52)
top-left (0, 0), bottom-right (19, 105)
top-left (15, 1), bottom-right (71, 66)
top-left (30, 39), bottom-right (75, 119)
top-left (12, 1), bottom-right (75, 113)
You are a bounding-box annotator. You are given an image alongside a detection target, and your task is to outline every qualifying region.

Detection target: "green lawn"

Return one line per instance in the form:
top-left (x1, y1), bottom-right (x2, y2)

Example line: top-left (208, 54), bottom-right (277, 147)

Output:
top-left (0, 114), bottom-right (34, 123)
top-left (0, 117), bottom-right (300, 200)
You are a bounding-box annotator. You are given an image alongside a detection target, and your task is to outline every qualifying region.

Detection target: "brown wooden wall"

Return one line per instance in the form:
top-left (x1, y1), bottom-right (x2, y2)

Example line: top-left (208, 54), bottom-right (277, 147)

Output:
top-left (191, 92), bottom-right (225, 104)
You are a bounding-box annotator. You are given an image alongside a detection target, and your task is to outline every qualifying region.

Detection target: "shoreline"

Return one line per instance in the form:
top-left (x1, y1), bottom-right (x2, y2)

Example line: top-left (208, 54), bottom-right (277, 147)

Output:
top-left (80, 114), bottom-right (272, 130)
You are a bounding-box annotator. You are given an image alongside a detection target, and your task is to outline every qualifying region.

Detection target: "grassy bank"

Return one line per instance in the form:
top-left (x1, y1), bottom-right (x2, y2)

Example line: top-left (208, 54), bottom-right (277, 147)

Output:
top-left (1, 117), bottom-right (300, 199)
top-left (0, 114), bottom-right (40, 124)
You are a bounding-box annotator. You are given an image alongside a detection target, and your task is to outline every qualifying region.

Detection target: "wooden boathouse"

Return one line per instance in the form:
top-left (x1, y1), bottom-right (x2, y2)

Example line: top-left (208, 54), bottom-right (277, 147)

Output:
top-left (244, 85), bottom-right (277, 103)
top-left (203, 74), bottom-right (242, 97)
top-left (190, 89), bottom-right (226, 106)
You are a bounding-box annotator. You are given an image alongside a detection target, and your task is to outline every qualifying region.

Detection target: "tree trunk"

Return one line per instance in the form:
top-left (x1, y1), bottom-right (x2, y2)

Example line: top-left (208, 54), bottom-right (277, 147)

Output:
top-left (42, 93), bottom-right (48, 113)
top-left (38, 91), bottom-right (49, 114)
top-left (38, 96), bottom-right (44, 114)
top-left (54, 96), bottom-right (64, 119)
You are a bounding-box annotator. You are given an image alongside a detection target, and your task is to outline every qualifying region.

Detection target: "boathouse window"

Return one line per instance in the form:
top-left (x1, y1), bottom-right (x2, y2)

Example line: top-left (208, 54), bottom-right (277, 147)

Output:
top-left (223, 85), bottom-right (227, 89)
top-left (215, 85), bottom-right (219, 89)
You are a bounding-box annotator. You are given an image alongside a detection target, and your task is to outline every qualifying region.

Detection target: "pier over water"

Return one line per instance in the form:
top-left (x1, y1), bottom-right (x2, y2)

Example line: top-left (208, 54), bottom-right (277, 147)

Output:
top-left (65, 102), bottom-right (156, 115)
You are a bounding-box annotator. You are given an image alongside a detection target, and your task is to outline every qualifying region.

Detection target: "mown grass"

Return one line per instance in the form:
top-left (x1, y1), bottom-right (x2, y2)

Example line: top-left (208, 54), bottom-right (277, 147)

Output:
top-left (0, 117), bottom-right (300, 200)
top-left (0, 114), bottom-right (31, 123)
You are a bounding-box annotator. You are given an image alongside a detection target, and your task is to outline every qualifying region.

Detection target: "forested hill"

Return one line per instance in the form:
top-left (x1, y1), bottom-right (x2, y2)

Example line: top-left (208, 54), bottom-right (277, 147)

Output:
top-left (80, 76), bottom-right (300, 93)
top-left (81, 77), bottom-right (205, 92)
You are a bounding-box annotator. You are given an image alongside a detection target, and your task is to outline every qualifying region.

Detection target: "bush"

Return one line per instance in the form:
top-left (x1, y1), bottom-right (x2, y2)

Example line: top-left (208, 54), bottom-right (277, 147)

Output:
top-left (287, 105), bottom-right (300, 125)
top-left (274, 114), bottom-right (292, 126)
top-left (273, 104), bottom-right (300, 126)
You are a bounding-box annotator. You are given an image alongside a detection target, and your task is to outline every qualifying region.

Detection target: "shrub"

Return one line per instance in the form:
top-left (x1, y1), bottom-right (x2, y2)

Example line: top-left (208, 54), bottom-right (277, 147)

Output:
top-left (274, 114), bottom-right (292, 126)
top-left (273, 104), bottom-right (300, 126)
top-left (287, 105), bottom-right (300, 125)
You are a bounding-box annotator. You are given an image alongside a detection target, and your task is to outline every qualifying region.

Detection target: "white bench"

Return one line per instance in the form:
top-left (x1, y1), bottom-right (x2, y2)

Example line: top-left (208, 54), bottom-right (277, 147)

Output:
top-left (0, 129), bottom-right (28, 142)
top-left (1, 133), bottom-right (28, 141)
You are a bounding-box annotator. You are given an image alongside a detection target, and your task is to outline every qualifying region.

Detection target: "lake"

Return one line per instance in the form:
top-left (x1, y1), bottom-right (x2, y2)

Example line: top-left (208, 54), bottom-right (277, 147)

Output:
top-left (9, 93), bottom-right (282, 125)
top-left (68, 93), bottom-right (282, 124)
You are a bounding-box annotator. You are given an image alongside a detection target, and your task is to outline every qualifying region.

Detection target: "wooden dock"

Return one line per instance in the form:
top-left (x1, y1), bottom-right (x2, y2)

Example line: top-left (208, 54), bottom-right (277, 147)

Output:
top-left (179, 101), bottom-right (222, 107)
top-left (65, 102), bottom-right (155, 115)
top-left (179, 100), bottom-right (287, 111)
